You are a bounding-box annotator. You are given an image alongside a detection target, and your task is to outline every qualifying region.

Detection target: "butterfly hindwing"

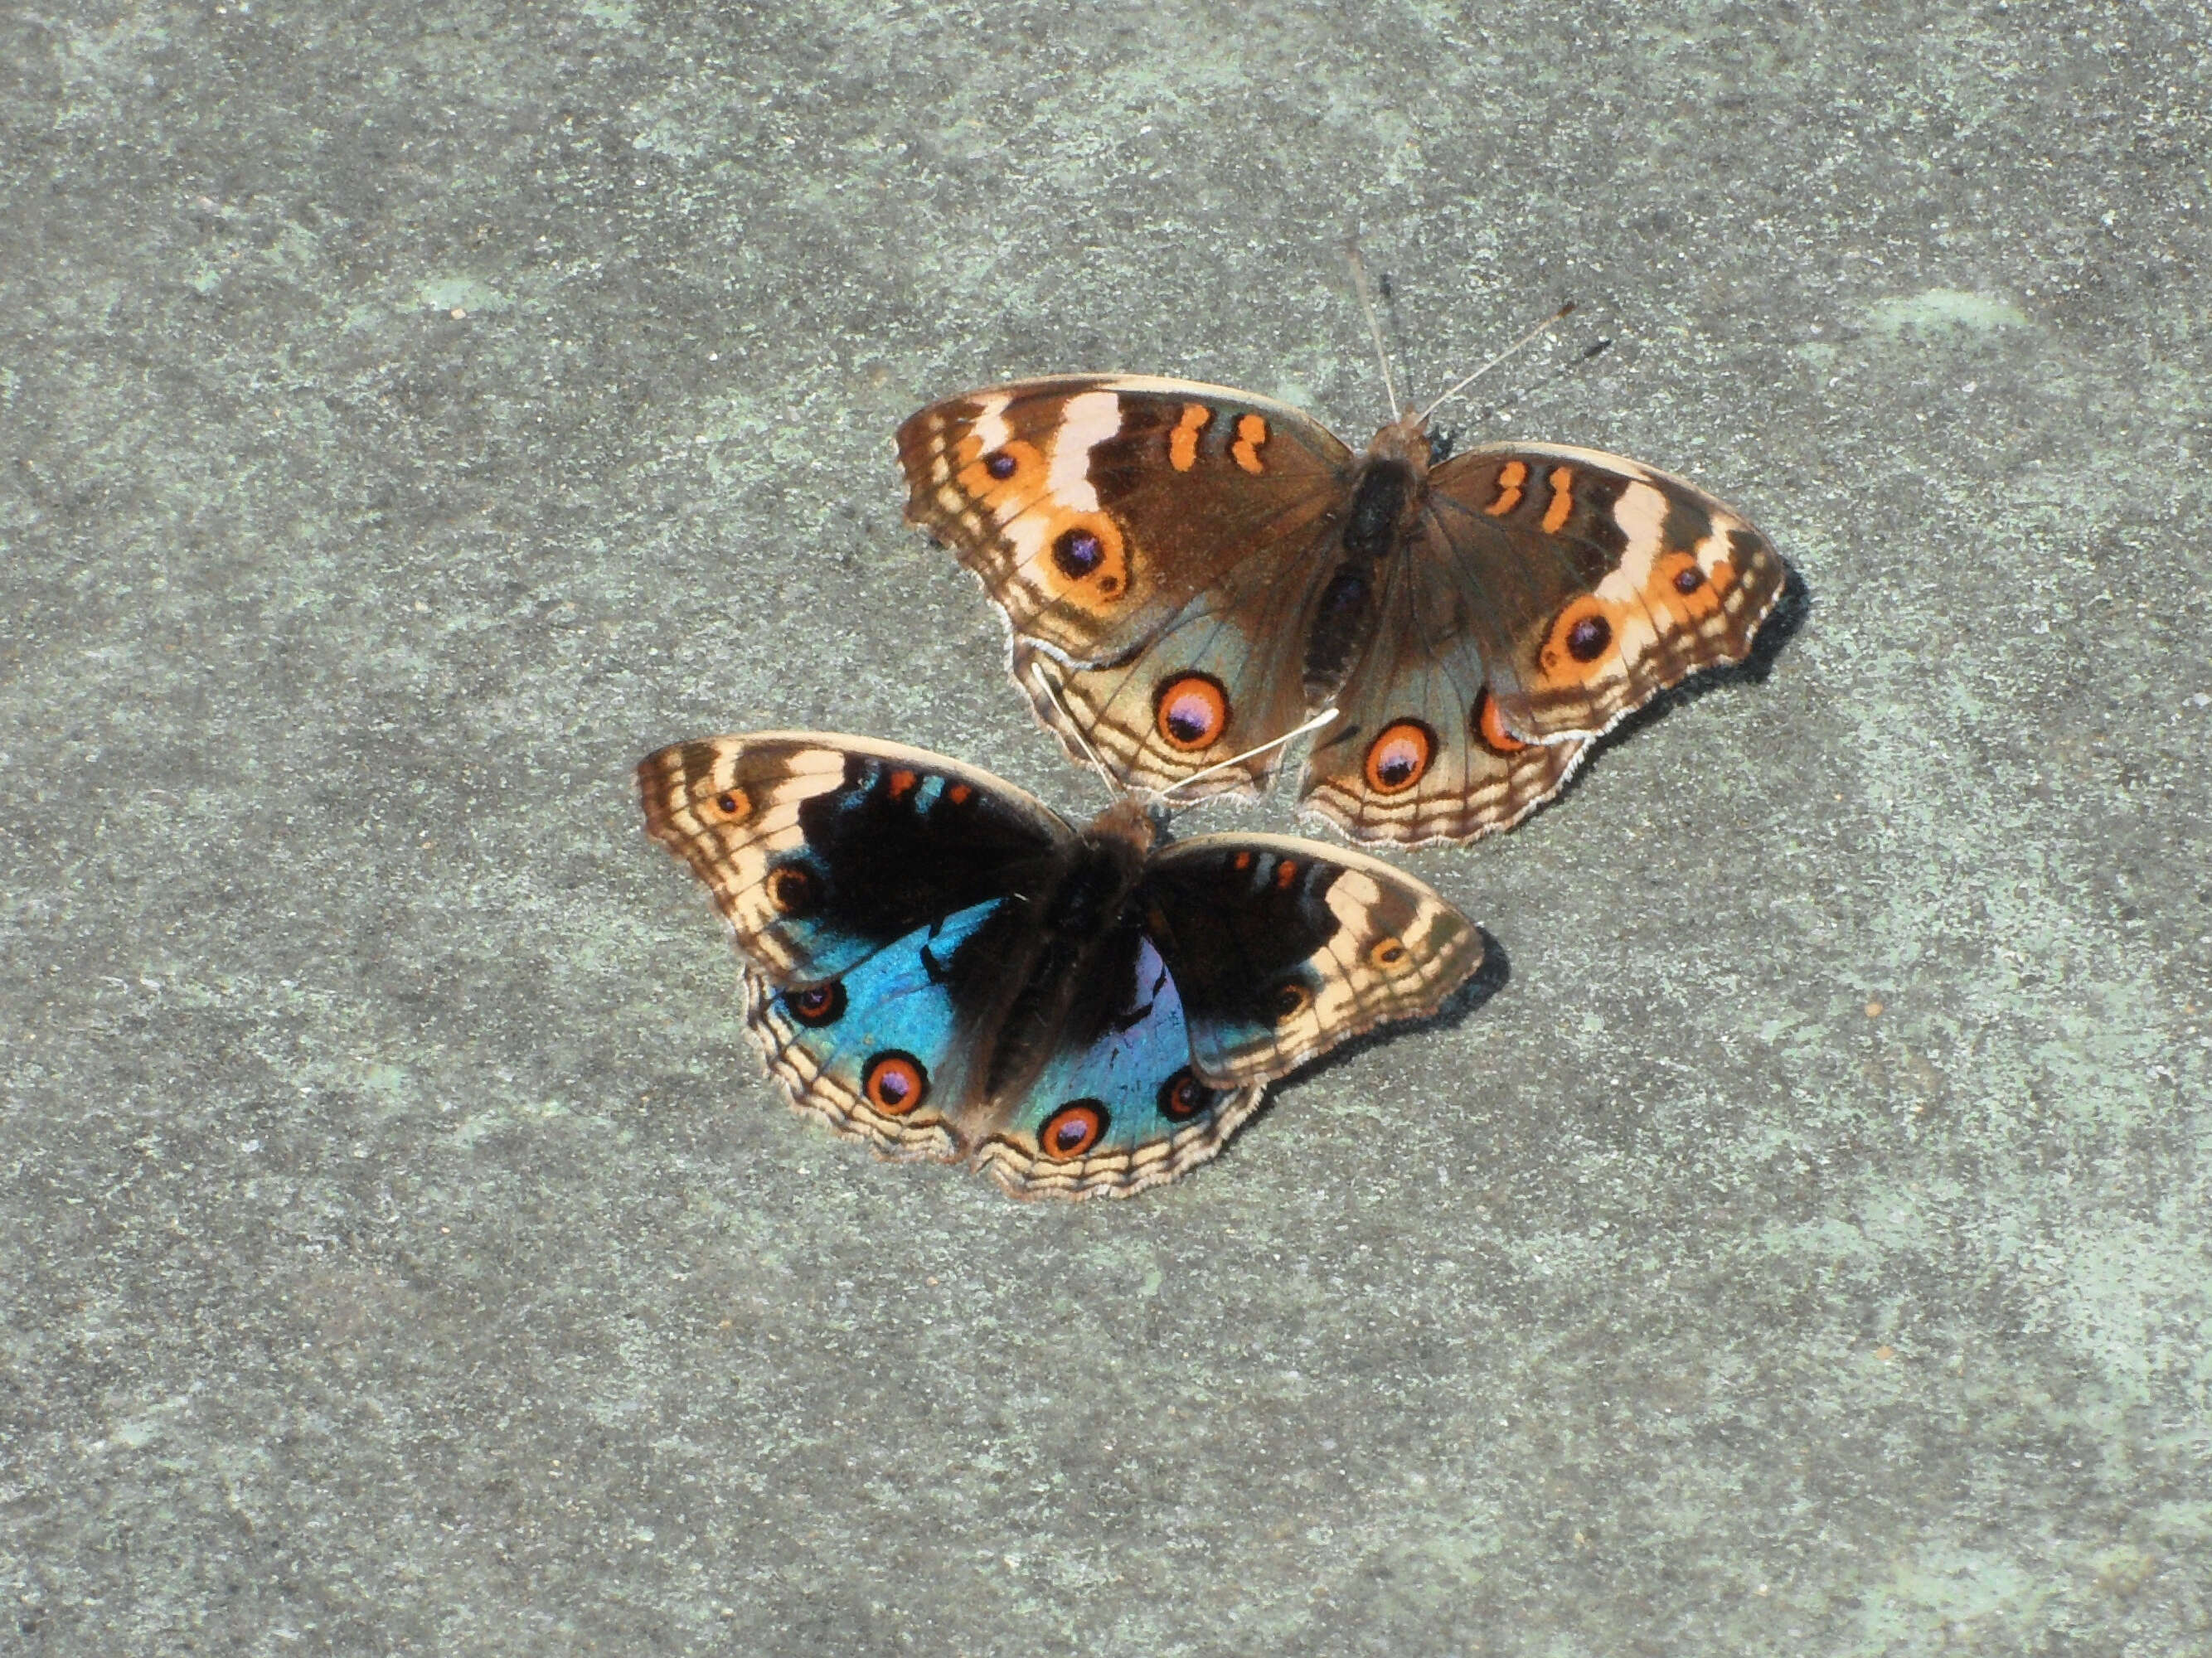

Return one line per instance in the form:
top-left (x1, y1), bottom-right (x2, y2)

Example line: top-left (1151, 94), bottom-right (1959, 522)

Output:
top-left (637, 734), bottom-right (1070, 985)
top-left (1296, 546), bottom-right (1593, 845)
top-left (1012, 532), bottom-right (1327, 803)
top-left (974, 928), bottom-right (1268, 1199)
top-left (1136, 835), bottom-right (1483, 1087)
top-left (898, 376), bottom-right (1351, 667)
top-left (1424, 443), bottom-right (1785, 744)
top-left (743, 900), bottom-right (1006, 1162)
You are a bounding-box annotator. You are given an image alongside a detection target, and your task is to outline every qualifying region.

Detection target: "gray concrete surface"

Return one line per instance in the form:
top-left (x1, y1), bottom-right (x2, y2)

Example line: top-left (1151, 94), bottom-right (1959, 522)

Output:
top-left (4, 2), bottom-right (2209, 1653)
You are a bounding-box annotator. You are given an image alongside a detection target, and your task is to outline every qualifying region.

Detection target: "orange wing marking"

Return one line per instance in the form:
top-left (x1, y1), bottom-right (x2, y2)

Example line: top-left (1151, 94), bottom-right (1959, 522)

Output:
top-left (1472, 691), bottom-right (1529, 756)
top-left (1486, 459), bottom-right (1528, 516)
top-left (1362, 721), bottom-right (1435, 794)
top-left (1647, 550), bottom-right (1726, 626)
top-left (1169, 403), bottom-right (1211, 473)
top-left (1541, 466), bottom-right (1576, 535)
top-left (1538, 599), bottom-right (1622, 686)
top-left (1230, 412), bottom-right (1269, 475)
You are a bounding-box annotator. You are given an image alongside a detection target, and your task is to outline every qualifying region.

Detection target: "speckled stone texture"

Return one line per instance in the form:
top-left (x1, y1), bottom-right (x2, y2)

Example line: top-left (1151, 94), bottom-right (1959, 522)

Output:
top-left (4, 2), bottom-right (2208, 1654)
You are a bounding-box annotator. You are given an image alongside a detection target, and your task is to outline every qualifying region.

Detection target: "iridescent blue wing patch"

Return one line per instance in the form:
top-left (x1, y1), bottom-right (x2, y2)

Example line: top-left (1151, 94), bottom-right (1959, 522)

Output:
top-left (976, 929), bottom-right (1265, 1199)
top-left (744, 900), bottom-right (1007, 1162)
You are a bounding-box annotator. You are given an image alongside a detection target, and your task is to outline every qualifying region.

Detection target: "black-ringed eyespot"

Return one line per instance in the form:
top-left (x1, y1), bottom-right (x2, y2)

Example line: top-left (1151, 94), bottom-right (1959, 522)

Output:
top-left (767, 865), bottom-right (819, 916)
top-left (1363, 720), bottom-right (1436, 794)
top-left (1154, 674), bottom-right (1229, 751)
top-left (785, 982), bottom-right (846, 1027)
top-left (1039, 1099), bottom-right (1108, 1160)
top-left (863, 1052), bottom-right (929, 1117)
top-left (1157, 1069), bottom-right (1213, 1122)
top-left (1366, 936), bottom-right (1409, 972)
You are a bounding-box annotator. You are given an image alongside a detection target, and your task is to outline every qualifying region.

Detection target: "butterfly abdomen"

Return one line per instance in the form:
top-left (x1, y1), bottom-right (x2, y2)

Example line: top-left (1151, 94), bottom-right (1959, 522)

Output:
top-left (1302, 456), bottom-right (1425, 699)
top-left (978, 827), bottom-right (1154, 1105)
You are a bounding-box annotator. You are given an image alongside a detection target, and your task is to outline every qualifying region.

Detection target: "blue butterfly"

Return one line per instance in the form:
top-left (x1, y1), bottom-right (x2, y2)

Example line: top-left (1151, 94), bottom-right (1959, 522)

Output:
top-left (638, 734), bottom-right (1482, 1198)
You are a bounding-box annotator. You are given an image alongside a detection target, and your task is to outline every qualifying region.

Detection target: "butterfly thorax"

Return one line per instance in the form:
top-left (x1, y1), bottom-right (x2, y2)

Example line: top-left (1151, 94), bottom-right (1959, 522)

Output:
top-left (1079, 795), bottom-right (1158, 863)
top-left (1302, 414), bottom-right (1435, 700)
top-left (1365, 410), bottom-right (1434, 476)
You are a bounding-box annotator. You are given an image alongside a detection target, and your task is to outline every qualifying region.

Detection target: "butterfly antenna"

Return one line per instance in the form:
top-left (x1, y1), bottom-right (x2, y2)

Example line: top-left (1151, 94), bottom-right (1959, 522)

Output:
top-left (1028, 660), bottom-right (1121, 803)
top-left (1417, 301), bottom-right (1578, 425)
top-left (1158, 705), bottom-right (1342, 814)
top-left (1343, 242), bottom-right (1404, 420)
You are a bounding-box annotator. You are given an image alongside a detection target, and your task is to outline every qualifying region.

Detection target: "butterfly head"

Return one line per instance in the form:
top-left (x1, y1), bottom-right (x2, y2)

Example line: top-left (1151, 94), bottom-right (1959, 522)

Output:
top-left (1366, 409), bottom-right (1434, 478)
top-left (1082, 794), bottom-right (1160, 861)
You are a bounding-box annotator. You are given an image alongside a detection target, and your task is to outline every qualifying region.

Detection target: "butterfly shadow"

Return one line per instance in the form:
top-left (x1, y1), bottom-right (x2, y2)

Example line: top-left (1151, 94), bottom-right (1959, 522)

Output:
top-left (1540, 559), bottom-right (1812, 803)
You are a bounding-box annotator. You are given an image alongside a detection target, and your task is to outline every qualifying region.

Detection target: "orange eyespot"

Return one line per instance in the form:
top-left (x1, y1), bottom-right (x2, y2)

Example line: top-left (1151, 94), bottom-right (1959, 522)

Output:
top-left (1265, 980), bottom-right (1313, 1022)
top-left (1472, 690), bottom-right (1529, 755)
top-left (1363, 720), bottom-right (1436, 794)
top-left (1045, 516), bottom-right (1128, 599)
top-left (1542, 599), bottom-right (1618, 677)
top-left (1366, 936), bottom-right (1409, 971)
top-left (711, 788), bottom-right (749, 820)
top-left (863, 1052), bottom-right (929, 1117)
top-left (963, 439), bottom-right (1039, 497)
top-left (1039, 1099), bottom-right (1108, 1160)
top-left (1154, 674), bottom-right (1230, 751)
top-left (1157, 1069), bottom-right (1212, 1122)
top-left (785, 982), bottom-right (846, 1027)
top-left (1650, 550), bottom-right (1724, 621)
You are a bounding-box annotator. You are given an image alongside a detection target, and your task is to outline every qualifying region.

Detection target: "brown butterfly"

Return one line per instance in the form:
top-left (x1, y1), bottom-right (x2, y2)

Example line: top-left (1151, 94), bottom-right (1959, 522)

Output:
top-left (897, 366), bottom-right (1783, 846)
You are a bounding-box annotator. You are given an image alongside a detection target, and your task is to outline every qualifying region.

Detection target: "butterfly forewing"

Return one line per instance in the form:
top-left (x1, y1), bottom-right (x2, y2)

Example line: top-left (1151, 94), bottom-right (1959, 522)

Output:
top-left (897, 376), bottom-right (1353, 668)
top-left (1136, 834), bottom-right (1482, 1087)
top-left (636, 733), bottom-right (1070, 986)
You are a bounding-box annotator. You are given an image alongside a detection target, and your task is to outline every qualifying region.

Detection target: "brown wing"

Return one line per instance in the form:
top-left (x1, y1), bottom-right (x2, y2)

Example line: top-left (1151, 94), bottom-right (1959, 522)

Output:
top-left (1424, 444), bottom-right (1784, 743)
top-left (897, 375), bottom-right (1355, 667)
top-left (1296, 545), bottom-right (1590, 846)
top-left (1011, 518), bottom-right (1338, 803)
